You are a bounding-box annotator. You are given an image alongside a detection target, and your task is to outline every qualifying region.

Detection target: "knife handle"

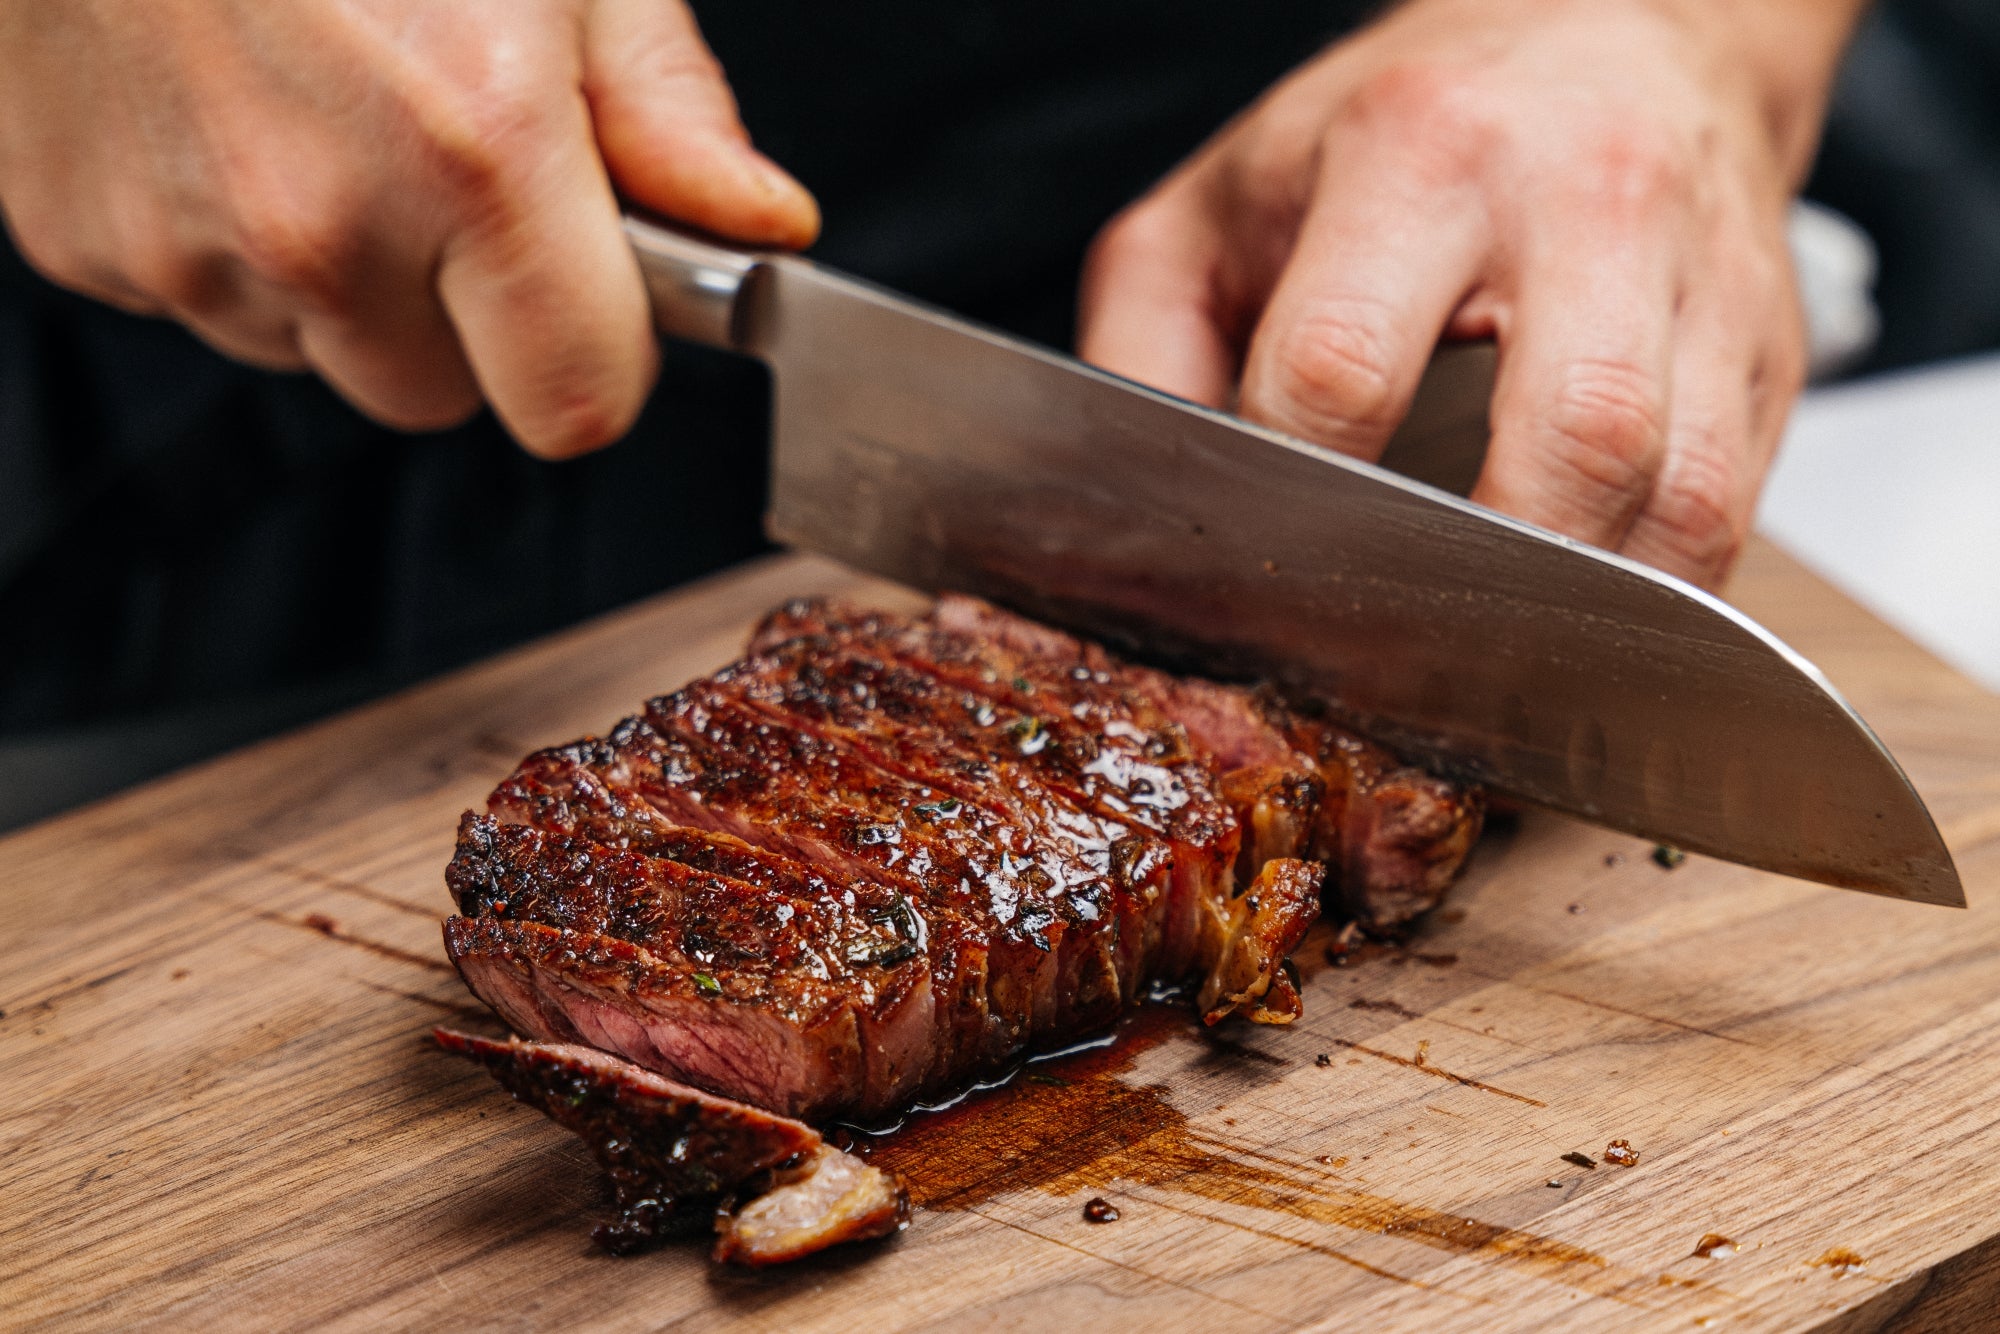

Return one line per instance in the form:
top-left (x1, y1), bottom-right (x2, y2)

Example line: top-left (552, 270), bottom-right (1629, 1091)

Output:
top-left (622, 214), bottom-right (762, 351)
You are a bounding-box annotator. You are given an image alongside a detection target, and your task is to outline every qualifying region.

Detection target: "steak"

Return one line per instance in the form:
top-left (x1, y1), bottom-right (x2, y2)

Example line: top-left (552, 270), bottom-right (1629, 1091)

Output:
top-left (442, 594), bottom-right (1481, 1260)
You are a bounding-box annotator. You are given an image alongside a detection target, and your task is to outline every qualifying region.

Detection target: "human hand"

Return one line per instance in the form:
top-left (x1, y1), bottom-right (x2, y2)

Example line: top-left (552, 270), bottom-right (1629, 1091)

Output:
top-left (0, 0), bottom-right (816, 457)
top-left (1079, 0), bottom-right (1864, 588)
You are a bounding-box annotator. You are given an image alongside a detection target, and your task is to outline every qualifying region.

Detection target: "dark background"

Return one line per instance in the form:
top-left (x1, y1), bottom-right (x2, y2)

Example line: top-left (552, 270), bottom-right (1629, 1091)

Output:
top-left (1, 0), bottom-right (1996, 831)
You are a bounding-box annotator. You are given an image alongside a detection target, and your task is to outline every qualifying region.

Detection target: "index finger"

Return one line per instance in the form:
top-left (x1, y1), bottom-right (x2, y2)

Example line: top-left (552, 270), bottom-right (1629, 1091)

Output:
top-left (435, 86), bottom-right (656, 459)
top-left (1234, 74), bottom-right (1497, 458)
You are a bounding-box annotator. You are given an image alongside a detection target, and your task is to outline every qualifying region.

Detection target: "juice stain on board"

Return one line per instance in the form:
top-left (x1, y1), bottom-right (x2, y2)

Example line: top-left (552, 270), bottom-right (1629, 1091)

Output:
top-left (856, 1003), bottom-right (1669, 1302)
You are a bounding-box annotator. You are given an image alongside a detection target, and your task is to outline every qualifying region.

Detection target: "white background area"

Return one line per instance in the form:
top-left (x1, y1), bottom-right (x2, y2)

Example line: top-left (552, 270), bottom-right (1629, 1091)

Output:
top-left (1756, 350), bottom-right (2000, 693)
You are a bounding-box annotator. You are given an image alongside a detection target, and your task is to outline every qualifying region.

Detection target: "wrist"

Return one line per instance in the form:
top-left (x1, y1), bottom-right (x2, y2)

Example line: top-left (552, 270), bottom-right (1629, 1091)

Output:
top-left (1374, 0), bottom-right (1868, 186)
top-left (1647, 0), bottom-right (1869, 183)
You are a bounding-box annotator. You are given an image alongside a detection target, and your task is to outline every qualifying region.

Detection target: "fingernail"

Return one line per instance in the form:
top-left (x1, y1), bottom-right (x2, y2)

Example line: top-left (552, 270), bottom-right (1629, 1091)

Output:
top-left (741, 151), bottom-right (820, 246)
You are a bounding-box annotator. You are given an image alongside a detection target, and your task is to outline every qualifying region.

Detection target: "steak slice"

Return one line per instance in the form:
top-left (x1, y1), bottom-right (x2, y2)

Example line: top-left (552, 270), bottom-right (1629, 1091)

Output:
top-left (1196, 858), bottom-right (1322, 1025)
top-left (487, 735), bottom-right (1004, 1090)
top-left (434, 1030), bottom-right (904, 1261)
top-left (1276, 712), bottom-right (1487, 929)
top-left (596, 704), bottom-right (1051, 1079)
top-left (926, 594), bottom-right (1484, 929)
top-left (468, 707), bottom-right (1311, 1112)
top-left (444, 815), bottom-right (934, 1118)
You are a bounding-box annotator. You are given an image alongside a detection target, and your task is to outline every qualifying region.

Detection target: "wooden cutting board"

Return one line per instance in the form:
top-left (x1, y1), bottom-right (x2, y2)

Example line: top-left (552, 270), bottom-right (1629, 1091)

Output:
top-left (5, 541), bottom-right (1998, 1332)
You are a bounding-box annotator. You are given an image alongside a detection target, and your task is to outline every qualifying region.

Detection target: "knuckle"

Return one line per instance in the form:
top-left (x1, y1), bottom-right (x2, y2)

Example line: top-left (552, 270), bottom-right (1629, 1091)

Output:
top-left (643, 34), bottom-right (731, 98)
top-left (230, 199), bottom-right (352, 312)
top-left (1347, 60), bottom-right (1475, 133)
top-left (1087, 203), bottom-right (1171, 276)
top-left (1260, 303), bottom-right (1402, 439)
top-left (9, 220), bottom-right (92, 293)
top-left (419, 66), bottom-right (557, 215)
top-left (1579, 124), bottom-right (1690, 218)
top-left (1337, 61), bottom-right (1491, 179)
top-left (1540, 357), bottom-right (1667, 491)
top-left (109, 208), bottom-right (213, 311)
top-left (202, 140), bottom-right (362, 310)
top-left (122, 242), bottom-right (203, 310)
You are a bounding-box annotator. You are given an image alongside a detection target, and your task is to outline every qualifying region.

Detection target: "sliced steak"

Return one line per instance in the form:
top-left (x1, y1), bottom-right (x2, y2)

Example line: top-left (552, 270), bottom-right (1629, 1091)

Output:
top-left (601, 703), bottom-right (1056, 1078)
top-left (745, 604), bottom-right (1241, 976)
top-left (448, 593), bottom-right (1473, 1138)
top-left (749, 600), bottom-right (1238, 859)
top-left (435, 1028), bottom-right (815, 1255)
top-left (1276, 712), bottom-right (1486, 929)
top-left (710, 642), bottom-right (1202, 1006)
top-left (435, 1029), bottom-right (904, 1261)
top-left (489, 728), bottom-right (1010, 1089)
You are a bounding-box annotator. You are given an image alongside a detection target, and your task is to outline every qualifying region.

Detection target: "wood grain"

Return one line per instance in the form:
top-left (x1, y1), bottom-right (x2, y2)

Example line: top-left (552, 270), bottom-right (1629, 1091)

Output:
top-left (3, 541), bottom-right (1996, 1333)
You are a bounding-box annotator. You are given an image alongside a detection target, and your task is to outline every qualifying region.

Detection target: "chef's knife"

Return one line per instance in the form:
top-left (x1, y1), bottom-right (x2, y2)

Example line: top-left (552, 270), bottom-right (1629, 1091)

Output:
top-left (624, 215), bottom-right (1963, 908)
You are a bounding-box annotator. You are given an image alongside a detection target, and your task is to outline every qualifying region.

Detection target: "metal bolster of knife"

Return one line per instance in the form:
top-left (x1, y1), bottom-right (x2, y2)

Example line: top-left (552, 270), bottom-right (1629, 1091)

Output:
top-left (624, 214), bottom-right (763, 351)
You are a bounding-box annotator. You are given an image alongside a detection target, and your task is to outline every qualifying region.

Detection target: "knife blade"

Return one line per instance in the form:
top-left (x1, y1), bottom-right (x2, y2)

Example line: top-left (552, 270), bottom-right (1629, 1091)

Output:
top-left (625, 215), bottom-right (1963, 908)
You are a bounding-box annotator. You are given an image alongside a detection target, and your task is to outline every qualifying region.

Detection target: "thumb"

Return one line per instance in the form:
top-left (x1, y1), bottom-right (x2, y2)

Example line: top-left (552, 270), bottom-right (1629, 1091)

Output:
top-left (583, 0), bottom-right (819, 249)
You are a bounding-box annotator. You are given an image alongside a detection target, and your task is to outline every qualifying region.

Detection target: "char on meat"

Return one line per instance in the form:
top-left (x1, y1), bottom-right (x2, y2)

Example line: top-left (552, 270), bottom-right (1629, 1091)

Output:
top-left (442, 594), bottom-right (1481, 1257)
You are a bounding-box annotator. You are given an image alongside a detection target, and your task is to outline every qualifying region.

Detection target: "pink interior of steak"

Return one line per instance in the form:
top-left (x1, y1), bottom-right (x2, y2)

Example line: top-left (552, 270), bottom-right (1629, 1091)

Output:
top-left (444, 592), bottom-right (1481, 1132)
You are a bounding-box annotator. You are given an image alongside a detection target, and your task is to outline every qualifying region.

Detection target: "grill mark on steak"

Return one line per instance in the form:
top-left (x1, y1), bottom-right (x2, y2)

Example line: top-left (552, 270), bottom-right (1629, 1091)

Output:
top-left (710, 640), bottom-right (1186, 1018)
top-left (491, 723), bottom-right (1007, 1089)
top-left (589, 709), bottom-right (1026, 1082)
top-left (748, 601), bottom-right (1241, 978)
top-left (749, 600), bottom-right (1232, 851)
top-left (634, 687), bottom-right (1153, 1064)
